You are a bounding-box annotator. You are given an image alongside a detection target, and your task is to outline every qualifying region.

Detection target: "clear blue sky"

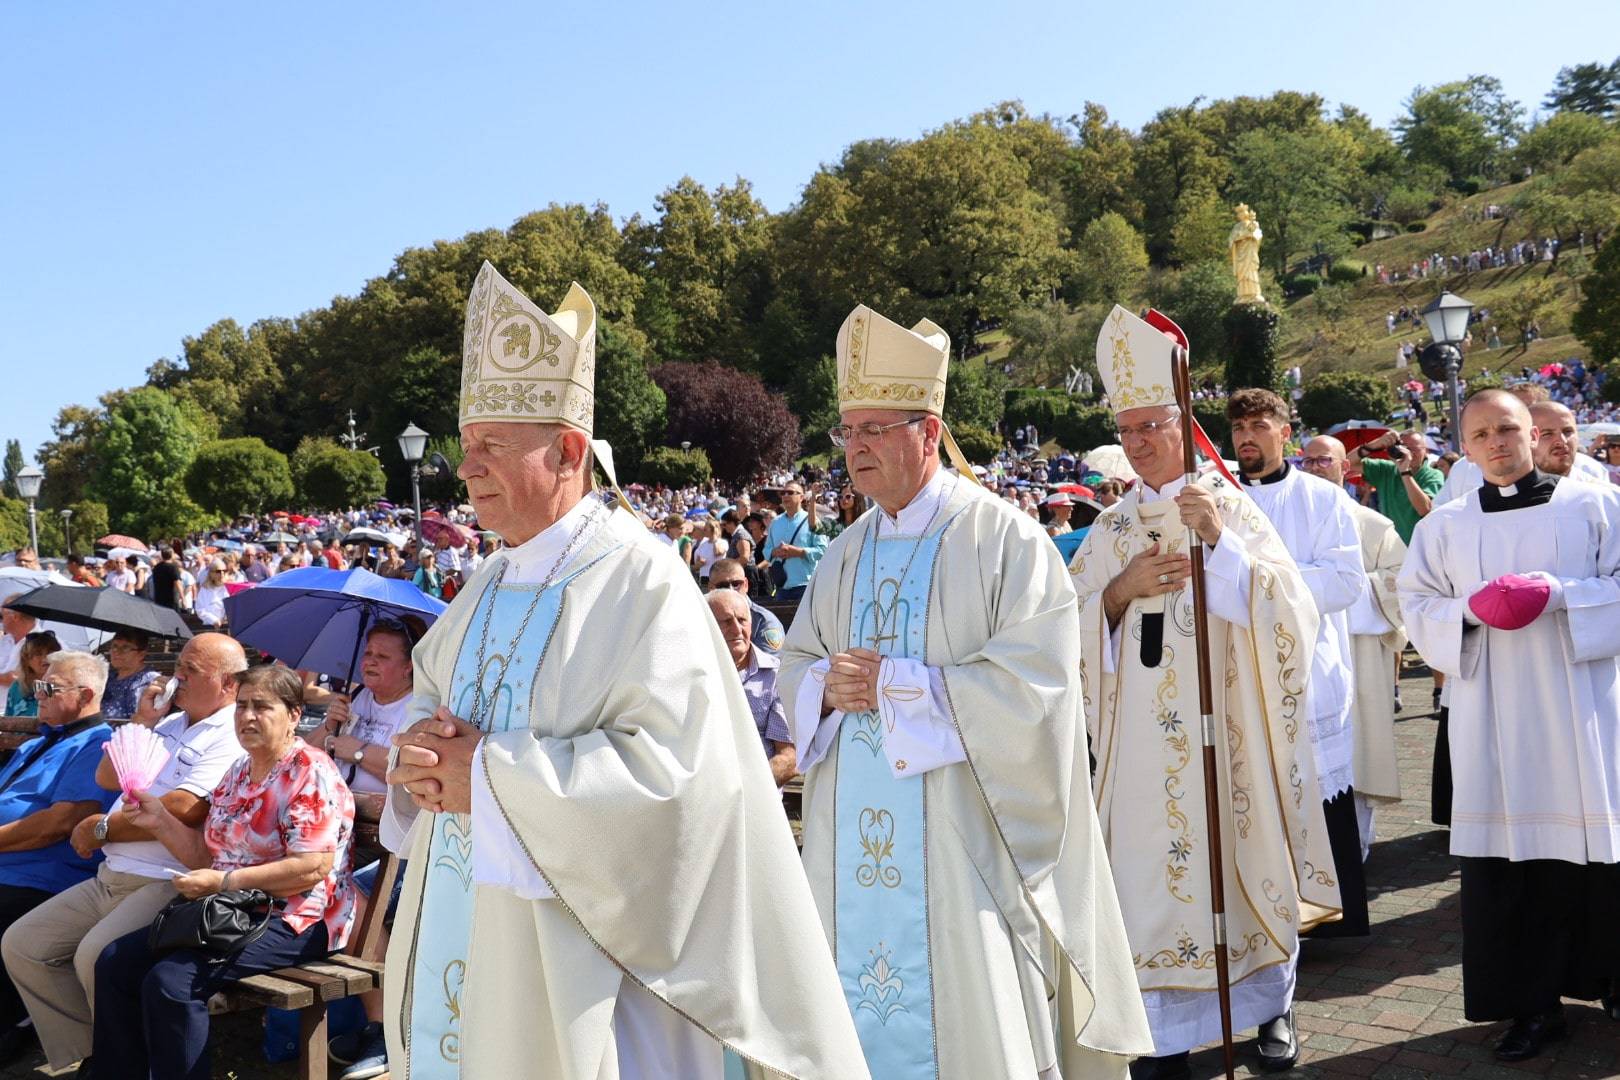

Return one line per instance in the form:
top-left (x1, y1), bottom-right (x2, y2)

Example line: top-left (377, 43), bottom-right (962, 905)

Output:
top-left (3, 1), bottom-right (1616, 467)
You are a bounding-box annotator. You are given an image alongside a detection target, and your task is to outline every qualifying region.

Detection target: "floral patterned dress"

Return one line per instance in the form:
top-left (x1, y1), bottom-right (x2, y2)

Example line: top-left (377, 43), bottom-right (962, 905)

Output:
top-left (204, 739), bottom-right (357, 949)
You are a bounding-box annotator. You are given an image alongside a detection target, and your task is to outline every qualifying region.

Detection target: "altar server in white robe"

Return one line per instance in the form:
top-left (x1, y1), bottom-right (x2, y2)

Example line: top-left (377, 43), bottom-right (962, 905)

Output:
top-left (1400, 389), bottom-right (1620, 1064)
top-left (779, 304), bottom-right (1153, 1080)
top-left (1226, 389), bottom-right (1370, 939)
top-left (382, 262), bottom-right (868, 1080)
top-left (1300, 436), bottom-right (1407, 857)
top-left (1069, 307), bottom-right (1341, 1080)
top-left (1435, 387), bottom-right (1611, 507)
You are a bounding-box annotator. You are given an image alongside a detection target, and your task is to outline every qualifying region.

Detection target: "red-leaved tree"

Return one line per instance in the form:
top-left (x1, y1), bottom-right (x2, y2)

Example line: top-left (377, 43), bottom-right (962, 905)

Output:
top-left (650, 361), bottom-right (801, 482)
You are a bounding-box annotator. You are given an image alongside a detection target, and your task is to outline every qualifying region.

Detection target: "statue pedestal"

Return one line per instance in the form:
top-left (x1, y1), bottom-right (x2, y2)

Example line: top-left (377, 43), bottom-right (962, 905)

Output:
top-left (1223, 301), bottom-right (1280, 392)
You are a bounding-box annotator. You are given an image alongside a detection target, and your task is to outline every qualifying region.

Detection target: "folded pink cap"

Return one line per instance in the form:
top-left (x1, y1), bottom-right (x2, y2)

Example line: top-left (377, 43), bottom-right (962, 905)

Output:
top-left (1468, 573), bottom-right (1550, 631)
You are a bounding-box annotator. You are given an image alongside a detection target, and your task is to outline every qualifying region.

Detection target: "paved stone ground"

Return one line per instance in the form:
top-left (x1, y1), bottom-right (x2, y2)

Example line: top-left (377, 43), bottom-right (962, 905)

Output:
top-left (7, 658), bottom-right (1619, 1079)
top-left (1188, 659), bottom-right (1620, 1080)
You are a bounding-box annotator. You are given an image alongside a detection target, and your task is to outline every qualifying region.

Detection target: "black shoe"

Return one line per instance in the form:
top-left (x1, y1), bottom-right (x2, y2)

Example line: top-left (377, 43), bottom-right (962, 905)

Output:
top-left (329, 1021), bottom-right (382, 1067)
top-left (1494, 1009), bottom-right (1568, 1062)
top-left (1605, 993), bottom-right (1620, 1022)
top-left (74, 1058), bottom-right (93, 1080)
top-left (1129, 1051), bottom-right (1190, 1080)
top-left (1393, 691), bottom-right (1403, 712)
top-left (0, 1024), bottom-right (36, 1067)
top-left (1257, 1009), bottom-right (1299, 1071)
top-left (1432, 687), bottom-right (1442, 711)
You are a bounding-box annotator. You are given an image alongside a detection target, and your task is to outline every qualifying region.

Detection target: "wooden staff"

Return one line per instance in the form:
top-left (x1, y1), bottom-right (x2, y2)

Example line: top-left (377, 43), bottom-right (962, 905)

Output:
top-left (1172, 344), bottom-right (1236, 1079)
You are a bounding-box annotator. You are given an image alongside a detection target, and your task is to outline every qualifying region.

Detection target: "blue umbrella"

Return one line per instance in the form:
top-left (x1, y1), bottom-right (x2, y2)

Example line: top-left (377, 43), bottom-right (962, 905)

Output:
top-left (223, 567), bottom-right (447, 684)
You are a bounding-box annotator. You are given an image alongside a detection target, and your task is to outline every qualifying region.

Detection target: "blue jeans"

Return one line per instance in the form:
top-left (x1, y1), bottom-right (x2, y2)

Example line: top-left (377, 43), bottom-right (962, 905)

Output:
top-left (353, 858), bottom-right (406, 923)
top-left (92, 916), bottom-right (330, 1080)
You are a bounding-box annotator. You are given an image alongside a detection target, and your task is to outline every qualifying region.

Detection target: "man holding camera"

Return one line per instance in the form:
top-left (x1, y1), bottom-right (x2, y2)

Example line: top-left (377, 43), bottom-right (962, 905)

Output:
top-left (1346, 429), bottom-right (1445, 547)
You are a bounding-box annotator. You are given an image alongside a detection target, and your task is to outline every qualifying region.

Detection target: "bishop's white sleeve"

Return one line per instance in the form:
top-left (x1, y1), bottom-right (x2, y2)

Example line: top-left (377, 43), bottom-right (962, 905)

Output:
top-left (470, 749), bottom-right (555, 899)
top-left (791, 658), bottom-right (843, 772)
top-left (877, 658), bottom-right (967, 780)
top-left (1300, 494), bottom-right (1367, 616)
top-left (1201, 528), bottom-right (1253, 627)
top-left (1397, 522), bottom-right (1482, 679)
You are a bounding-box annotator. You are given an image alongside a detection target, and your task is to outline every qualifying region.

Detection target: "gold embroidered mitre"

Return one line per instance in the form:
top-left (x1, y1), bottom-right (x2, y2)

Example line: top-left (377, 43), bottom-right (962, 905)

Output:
top-left (1097, 304), bottom-right (1176, 413)
top-left (836, 304), bottom-right (950, 416)
top-left (459, 261), bottom-right (597, 433)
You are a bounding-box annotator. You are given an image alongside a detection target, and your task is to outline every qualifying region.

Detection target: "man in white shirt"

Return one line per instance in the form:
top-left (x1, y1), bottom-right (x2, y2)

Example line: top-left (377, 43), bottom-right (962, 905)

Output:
top-left (0, 633), bottom-right (246, 1075)
top-left (101, 558), bottom-right (135, 595)
top-left (0, 602), bottom-right (37, 692)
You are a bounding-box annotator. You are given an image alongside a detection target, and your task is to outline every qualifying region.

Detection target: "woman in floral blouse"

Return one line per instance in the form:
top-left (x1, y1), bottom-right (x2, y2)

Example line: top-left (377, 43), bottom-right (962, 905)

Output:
top-left (91, 664), bottom-right (355, 1080)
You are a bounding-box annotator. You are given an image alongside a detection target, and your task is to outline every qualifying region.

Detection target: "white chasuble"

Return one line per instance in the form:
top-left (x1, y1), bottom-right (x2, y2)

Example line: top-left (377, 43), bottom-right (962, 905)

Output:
top-left (1239, 466), bottom-right (1365, 800)
top-left (1347, 503), bottom-right (1407, 804)
top-left (781, 474), bottom-right (1153, 1080)
top-left (1399, 476), bottom-right (1620, 863)
top-left (382, 501), bottom-right (869, 1080)
top-left (1069, 476), bottom-right (1342, 1055)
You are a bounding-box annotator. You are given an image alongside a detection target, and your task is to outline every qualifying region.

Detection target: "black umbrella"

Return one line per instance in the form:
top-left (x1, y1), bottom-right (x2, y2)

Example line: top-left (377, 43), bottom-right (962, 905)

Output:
top-left (8, 585), bottom-right (193, 640)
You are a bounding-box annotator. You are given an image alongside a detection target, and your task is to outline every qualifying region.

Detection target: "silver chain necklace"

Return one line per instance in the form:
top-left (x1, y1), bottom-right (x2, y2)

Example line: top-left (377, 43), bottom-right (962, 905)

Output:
top-left (863, 477), bottom-right (950, 651)
top-left (466, 497), bottom-right (606, 731)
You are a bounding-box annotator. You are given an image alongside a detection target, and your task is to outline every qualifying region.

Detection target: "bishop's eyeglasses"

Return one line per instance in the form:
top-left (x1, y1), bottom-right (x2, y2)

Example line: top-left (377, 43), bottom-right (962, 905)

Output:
top-left (826, 416), bottom-right (927, 447)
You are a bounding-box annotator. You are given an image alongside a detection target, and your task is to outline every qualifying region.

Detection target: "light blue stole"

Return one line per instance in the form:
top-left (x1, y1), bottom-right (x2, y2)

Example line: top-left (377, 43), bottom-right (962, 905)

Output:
top-left (834, 520), bottom-right (948, 1079)
top-left (405, 566), bottom-right (587, 1078)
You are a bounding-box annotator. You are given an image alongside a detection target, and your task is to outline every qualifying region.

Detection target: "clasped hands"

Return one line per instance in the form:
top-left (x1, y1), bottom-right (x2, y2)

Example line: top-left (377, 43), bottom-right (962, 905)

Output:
top-left (821, 647), bottom-right (883, 716)
top-left (387, 707), bottom-right (484, 814)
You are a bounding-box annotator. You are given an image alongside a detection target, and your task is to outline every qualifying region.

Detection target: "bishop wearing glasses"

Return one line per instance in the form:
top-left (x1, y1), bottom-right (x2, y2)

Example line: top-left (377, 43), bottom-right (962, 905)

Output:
top-left (780, 304), bottom-right (1152, 1080)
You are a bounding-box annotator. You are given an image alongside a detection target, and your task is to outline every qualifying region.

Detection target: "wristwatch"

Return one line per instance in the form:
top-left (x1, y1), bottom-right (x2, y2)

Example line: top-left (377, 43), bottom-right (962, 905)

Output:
top-left (93, 815), bottom-right (110, 842)
top-left (351, 747), bottom-right (366, 764)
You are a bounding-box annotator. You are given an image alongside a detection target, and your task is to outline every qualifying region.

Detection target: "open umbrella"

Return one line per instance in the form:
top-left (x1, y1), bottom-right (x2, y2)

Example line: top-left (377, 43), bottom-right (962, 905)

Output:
top-left (223, 567), bottom-right (447, 684)
top-left (1082, 444), bottom-right (1137, 482)
top-left (1325, 419), bottom-right (1393, 455)
top-left (342, 527), bottom-right (395, 547)
top-left (7, 584), bottom-right (192, 640)
top-left (96, 535), bottom-right (148, 553)
top-left (258, 531), bottom-right (300, 545)
top-left (420, 517), bottom-right (474, 548)
top-left (0, 569), bottom-right (113, 652)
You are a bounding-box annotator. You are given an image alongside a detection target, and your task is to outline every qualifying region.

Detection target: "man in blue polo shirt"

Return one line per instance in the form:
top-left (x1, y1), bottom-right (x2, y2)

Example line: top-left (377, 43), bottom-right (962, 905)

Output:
top-left (0, 650), bottom-right (116, 1063)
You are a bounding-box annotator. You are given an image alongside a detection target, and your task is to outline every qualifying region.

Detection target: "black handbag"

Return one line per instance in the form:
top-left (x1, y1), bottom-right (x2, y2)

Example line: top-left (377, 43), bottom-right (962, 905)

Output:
top-left (768, 518), bottom-right (807, 591)
top-left (148, 888), bottom-right (275, 961)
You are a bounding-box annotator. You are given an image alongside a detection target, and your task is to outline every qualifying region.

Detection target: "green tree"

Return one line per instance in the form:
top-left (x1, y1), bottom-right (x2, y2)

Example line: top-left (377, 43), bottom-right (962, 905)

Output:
top-left (1074, 212), bottom-right (1149, 303)
top-left (1223, 302), bottom-right (1280, 392)
top-left (1168, 189), bottom-right (1232, 266)
top-left (61, 501), bottom-right (109, 556)
top-left (1295, 372), bottom-right (1394, 430)
top-left (184, 438), bottom-right (295, 520)
top-left (1, 441), bottom-right (22, 500)
top-left (638, 446), bottom-right (712, 488)
top-left (950, 424), bottom-right (1002, 463)
top-left (1063, 102), bottom-right (1142, 233)
top-left (1229, 126), bottom-right (1356, 274)
top-left (1512, 111), bottom-right (1613, 175)
top-left (944, 360), bottom-right (1007, 433)
top-left (1135, 103), bottom-right (1228, 263)
top-left (1157, 261), bottom-right (1238, 372)
top-left (35, 404), bottom-right (103, 508)
top-left (1383, 186), bottom-right (1437, 226)
top-left (1573, 237), bottom-right (1620, 363)
top-left (292, 438), bottom-right (387, 510)
top-left (1005, 300), bottom-right (1094, 386)
top-left (146, 318), bottom-right (286, 441)
top-left (592, 323), bottom-right (667, 473)
top-left (1493, 277), bottom-right (1563, 342)
top-left (1395, 76), bottom-right (1524, 185)
top-left (87, 387), bottom-right (210, 539)
top-left (1544, 59), bottom-right (1620, 118)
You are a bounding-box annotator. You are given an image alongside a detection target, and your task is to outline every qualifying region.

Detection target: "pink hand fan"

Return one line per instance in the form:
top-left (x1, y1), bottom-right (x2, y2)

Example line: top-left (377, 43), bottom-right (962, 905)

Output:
top-left (1467, 573), bottom-right (1551, 631)
top-left (107, 724), bottom-right (171, 800)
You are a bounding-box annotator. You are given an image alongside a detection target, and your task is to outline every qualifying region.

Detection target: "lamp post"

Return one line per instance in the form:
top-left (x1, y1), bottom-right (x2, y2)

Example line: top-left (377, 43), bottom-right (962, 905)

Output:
top-left (15, 466), bottom-right (42, 554)
top-left (1421, 291), bottom-right (1475, 452)
top-left (397, 423), bottom-right (429, 558)
top-left (59, 508), bottom-right (73, 556)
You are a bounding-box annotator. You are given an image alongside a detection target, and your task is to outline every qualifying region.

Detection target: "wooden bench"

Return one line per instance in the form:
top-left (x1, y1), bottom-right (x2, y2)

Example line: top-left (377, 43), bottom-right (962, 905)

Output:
top-left (206, 791), bottom-right (399, 1080)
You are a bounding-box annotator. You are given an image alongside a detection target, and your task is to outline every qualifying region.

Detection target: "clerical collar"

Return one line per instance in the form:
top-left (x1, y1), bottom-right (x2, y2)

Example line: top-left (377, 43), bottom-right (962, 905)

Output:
top-left (502, 493), bottom-right (609, 583)
top-left (1240, 462), bottom-right (1289, 486)
top-left (876, 467), bottom-right (955, 535)
top-left (1479, 469), bottom-right (1560, 513)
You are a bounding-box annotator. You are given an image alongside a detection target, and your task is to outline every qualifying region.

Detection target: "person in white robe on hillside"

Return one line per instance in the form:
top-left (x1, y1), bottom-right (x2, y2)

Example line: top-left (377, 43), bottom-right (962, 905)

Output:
top-left (779, 303), bottom-right (1152, 1080)
top-left (1226, 390), bottom-right (1370, 942)
top-left (382, 263), bottom-right (866, 1080)
top-left (1400, 388), bottom-right (1620, 1063)
top-left (1068, 306), bottom-right (1342, 1080)
top-left (1299, 436), bottom-right (1407, 858)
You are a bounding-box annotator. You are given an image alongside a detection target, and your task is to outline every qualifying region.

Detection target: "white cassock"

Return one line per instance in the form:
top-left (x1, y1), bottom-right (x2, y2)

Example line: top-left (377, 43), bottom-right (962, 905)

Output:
top-left (1069, 474), bottom-right (1341, 1056)
top-left (1344, 502), bottom-right (1408, 855)
top-left (382, 496), bottom-right (869, 1080)
top-left (1399, 470), bottom-right (1620, 1018)
top-left (781, 467), bottom-right (1153, 1080)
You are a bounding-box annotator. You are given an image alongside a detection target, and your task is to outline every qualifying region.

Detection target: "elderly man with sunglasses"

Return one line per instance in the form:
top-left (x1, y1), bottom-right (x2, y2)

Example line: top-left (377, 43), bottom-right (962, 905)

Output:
top-left (705, 557), bottom-right (784, 653)
top-left (0, 651), bottom-right (118, 1066)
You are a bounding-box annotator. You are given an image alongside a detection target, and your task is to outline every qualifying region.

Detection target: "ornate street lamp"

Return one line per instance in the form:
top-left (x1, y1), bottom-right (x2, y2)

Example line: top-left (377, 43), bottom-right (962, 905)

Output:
top-left (59, 508), bottom-right (73, 556)
top-left (1421, 291), bottom-right (1475, 452)
top-left (15, 466), bottom-right (42, 554)
top-left (397, 423), bottom-right (429, 556)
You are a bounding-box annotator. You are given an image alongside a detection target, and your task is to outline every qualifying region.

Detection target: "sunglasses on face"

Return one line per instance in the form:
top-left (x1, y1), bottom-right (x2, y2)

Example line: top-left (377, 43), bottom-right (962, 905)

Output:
top-left (710, 579), bottom-right (746, 590)
top-left (33, 681), bottom-right (81, 699)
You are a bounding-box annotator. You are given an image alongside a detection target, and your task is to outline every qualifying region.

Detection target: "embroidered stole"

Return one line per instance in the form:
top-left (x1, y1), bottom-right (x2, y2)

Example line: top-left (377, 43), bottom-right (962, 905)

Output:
top-left (833, 523), bottom-right (946, 1079)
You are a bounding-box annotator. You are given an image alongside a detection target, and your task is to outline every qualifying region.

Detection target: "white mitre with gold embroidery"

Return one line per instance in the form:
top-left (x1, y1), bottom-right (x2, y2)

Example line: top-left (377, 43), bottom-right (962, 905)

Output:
top-left (1097, 304), bottom-right (1176, 414)
top-left (460, 261), bottom-right (597, 433)
top-left (836, 304), bottom-right (950, 416)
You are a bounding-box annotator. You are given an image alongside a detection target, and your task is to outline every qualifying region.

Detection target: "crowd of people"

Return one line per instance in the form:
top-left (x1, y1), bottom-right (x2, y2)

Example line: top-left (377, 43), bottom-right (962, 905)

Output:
top-left (0, 263), bottom-right (1619, 1080)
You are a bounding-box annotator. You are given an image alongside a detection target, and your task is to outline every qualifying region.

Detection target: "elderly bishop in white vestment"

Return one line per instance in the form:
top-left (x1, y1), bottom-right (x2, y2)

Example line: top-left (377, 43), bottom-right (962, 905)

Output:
top-left (381, 263), bottom-right (868, 1080)
top-left (1068, 307), bottom-right (1341, 1073)
top-left (779, 304), bottom-right (1153, 1080)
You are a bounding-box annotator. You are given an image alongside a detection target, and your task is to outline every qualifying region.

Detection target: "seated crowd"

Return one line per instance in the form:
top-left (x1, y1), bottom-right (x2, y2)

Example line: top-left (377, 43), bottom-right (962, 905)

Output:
top-left (0, 628), bottom-right (411, 1080)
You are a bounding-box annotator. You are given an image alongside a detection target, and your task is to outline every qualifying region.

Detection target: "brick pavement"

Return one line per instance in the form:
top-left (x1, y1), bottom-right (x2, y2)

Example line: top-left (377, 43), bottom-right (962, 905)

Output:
top-left (1187, 662), bottom-right (1620, 1080)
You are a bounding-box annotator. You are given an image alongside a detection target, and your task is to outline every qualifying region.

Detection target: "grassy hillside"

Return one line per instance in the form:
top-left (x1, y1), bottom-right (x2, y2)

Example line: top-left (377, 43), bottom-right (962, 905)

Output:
top-left (1275, 183), bottom-right (1596, 389)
